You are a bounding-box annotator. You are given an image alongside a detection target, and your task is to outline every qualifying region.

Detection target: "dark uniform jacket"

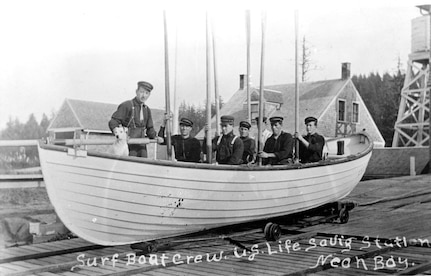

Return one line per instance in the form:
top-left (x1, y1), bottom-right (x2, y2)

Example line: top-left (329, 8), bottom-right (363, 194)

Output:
top-left (263, 131), bottom-right (294, 165)
top-left (298, 133), bottom-right (325, 163)
top-left (158, 127), bottom-right (201, 162)
top-left (203, 131), bottom-right (244, 165)
top-left (240, 136), bottom-right (256, 163)
top-left (108, 98), bottom-right (157, 139)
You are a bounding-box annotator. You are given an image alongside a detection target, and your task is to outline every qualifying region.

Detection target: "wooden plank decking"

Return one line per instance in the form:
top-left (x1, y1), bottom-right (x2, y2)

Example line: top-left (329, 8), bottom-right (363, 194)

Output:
top-left (0, 174), bottom-right (430, 275)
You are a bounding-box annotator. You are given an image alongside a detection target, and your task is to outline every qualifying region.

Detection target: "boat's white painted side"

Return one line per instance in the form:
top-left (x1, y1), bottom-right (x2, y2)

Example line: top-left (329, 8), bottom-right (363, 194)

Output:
top-left (38, 133), bottom-right (372, 245)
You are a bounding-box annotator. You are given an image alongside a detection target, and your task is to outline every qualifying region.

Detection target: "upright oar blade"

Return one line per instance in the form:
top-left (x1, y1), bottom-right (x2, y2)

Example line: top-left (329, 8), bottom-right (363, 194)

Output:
top-left (163, 10), bottom-right (172, 159)
top-left (212, 15), bottom-right (220, 136)
top-left (257, 11), bottom-right (267, 166)
top-left (246, 10), bottom-right (251, 124)
top-left (294, 10), bottom-right (300, 163)
top-left (205, 12), bottom-right (213, 163)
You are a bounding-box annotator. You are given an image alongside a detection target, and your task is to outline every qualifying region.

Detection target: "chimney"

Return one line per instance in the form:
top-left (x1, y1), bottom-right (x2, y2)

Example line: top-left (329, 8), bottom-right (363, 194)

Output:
top-left (239, 74), bottom-right (245, 89)
top-left (342, 62), bottom-right (351, 79)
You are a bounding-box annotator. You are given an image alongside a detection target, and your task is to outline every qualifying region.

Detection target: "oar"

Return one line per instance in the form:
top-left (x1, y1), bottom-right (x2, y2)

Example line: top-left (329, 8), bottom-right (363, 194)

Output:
top-left (246, 10), bottom-right (251, 124)
top-left (257, 11), bottom-right (267, 166)
top-left (205, 12), bottom-right (213, 163)
top-left (294, 10), bottom-right (300, 163)
top-left (51, 138), bottom-right (157, 146)
top-left (163, 10), bottom-right (173, 160)
top-left (211, 15), bottom-right (220, 136)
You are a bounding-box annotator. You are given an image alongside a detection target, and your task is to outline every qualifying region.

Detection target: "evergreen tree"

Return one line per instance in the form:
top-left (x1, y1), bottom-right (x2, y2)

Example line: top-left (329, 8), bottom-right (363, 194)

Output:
top-left (23, 114), bottom-right (40, 139)
top-left (1, 117), bottom-right (23, 140)
top-left (39, 113), bottom-right (50, 138)
top-left (352, 71), bottom-right (404, 147)
top-left (177, 97), bottom-right (224, 137)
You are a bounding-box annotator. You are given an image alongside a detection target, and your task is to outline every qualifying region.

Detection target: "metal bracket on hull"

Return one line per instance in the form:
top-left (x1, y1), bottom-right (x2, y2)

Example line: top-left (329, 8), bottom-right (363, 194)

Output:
top-left (65, 130), bottom-right (89, 157)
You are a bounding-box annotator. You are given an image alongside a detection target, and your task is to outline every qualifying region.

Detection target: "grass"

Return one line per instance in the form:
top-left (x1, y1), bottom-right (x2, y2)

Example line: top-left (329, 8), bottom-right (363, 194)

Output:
top-left (0, 187), bottom-right (50, 208)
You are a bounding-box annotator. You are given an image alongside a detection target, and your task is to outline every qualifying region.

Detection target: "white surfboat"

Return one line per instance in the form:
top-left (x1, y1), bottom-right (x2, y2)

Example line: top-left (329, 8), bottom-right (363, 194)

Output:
top-left (38, 132), bottom-right (372, 246)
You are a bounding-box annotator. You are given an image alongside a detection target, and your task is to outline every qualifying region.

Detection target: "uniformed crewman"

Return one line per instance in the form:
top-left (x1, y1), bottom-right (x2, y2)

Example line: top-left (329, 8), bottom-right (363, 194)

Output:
top-left (158, 118), bottom-right (202, 162)
top-left (258, 116), bottom-right (294, 165)
top-left (294, 116), bottom-right (325, 163)
top-left (203, 115), bottom-right (244, 165)
top-left (238, 121), bottom-right (256, 164)
top-left (108, 81), bottom-right (163, 157)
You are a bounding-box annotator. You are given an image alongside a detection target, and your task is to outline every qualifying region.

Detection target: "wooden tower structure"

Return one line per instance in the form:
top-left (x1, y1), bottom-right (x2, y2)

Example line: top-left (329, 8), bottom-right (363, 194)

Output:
top-left (392, 5), bottom-right (431, 147)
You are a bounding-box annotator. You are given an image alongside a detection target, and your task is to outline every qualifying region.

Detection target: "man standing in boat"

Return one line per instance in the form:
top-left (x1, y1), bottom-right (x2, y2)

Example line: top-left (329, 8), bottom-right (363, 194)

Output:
top-left (258, 116), bottom-right (294, 165)
top-left (158, 118), bottom-right (202, 162)
top-left (238, 121), bottom-right (256, 164)
top-left (294, 116), bottom-right (325, 163)
top-left (108, 81), bottom-right (163, 157)
top-left (203, 115), bottom-right (244, 165)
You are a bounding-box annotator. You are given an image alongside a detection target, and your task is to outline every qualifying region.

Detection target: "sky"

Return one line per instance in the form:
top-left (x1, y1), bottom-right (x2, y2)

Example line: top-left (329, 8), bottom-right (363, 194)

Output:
top-left (0, 0), bottom-right (426, 131)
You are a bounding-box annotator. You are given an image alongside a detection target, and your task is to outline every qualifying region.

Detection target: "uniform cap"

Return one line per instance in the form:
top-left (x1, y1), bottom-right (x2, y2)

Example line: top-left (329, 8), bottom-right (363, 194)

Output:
top-left (220, 115), bottom-right (235, 124)
top-left (179, 118), bottom-right (193, 127)
top-left (304, 116), bottom-right (318, 124)
top-left (239, 121), bottom-right (251, 129)
top-left (137, 81), bottom-right (153, 92)
top-left (269, 116), bottom-right (284, 124)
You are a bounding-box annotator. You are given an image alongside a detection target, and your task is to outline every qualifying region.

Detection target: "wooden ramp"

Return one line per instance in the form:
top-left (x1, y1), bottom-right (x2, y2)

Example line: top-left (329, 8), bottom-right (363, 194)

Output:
top-left (0, 175), bottom-right (431, 275)
top-left (364, 147), bottom-right (429, 178)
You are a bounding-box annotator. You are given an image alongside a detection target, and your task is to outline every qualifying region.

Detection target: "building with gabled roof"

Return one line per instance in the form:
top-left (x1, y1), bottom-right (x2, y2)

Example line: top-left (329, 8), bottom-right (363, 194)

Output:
top-left (48, 99), bottom-right (115, 137)
top-left (48, 98), bottom-right (165, 137)
top-left (47, 98), bottom-right (165, 156)
top-left (197, 63), bottom-right (385, 147)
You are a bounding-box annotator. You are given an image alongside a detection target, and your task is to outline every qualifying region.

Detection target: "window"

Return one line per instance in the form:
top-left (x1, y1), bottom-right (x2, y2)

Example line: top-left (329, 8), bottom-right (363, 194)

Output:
top-left (251, 102), bottom-right (259, 119)
top-left (338, 100), bottom-right (346, 121)
top-left (352, 102), bottom-right (359, 123)
top-left (248, 101), bottom-right (274, 119)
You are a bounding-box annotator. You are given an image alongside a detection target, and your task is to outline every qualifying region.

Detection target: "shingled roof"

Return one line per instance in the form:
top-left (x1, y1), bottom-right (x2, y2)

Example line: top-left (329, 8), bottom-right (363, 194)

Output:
top-left (250, 89), bottom-right (284, 103)
top-left (199, 76), bottom-right (387, 146)
top-left (48, 98), bottom-right (165, 133)
top-left (197, 78), bottom-right (347, 138)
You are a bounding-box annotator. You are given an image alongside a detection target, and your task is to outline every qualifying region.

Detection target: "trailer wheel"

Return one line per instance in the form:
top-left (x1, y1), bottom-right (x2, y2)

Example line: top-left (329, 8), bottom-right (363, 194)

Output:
top-left (130, 242), bottom-right (157, 253)
top-left (339, 208), bottom-right (349, 224)
top-left (264, 222), bottom-right (281, 241)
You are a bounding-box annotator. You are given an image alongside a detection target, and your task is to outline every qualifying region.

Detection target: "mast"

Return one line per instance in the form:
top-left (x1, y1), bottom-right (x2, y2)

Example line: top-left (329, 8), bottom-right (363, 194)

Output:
top-left (258, 11), bottom-right (266, 166)
top-left (205, 12), bottom-right (213, 163)
top-left (294, 10), bottom-right (300, 163)
top-left (163, 10), bottom-right (172, 159)
top-left (246, 10), bottom-right (251, 123)
top-left (212, 15), bottom-right (220, 136)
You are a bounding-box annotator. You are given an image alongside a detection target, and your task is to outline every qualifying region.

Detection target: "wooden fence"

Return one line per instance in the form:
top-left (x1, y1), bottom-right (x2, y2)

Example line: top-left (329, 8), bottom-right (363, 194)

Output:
top-left (0, 139), bottom-right (43, 188)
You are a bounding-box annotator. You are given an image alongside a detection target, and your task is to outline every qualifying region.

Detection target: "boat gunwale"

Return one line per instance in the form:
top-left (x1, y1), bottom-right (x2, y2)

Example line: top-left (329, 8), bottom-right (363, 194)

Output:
top-left (38, 132), bottom-right (373, 171)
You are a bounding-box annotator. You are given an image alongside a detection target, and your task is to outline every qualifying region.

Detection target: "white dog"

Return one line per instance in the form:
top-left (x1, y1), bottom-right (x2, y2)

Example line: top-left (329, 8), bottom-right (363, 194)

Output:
top-left (109, 127), bottom-right (129, 156)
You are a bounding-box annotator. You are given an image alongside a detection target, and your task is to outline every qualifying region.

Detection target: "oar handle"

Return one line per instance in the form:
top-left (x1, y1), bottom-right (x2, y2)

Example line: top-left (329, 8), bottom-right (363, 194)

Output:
top-left (51, 138), bottom-right (157, 146)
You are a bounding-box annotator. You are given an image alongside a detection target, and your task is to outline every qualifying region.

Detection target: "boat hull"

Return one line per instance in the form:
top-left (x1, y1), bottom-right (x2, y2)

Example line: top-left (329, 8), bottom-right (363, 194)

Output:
top-left (38, 134), bottom-right (372, 245)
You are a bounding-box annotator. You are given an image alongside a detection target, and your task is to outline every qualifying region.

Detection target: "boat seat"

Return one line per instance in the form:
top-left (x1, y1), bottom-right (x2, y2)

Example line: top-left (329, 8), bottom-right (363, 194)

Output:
top-left (326, 154), bottom-right (347, 160)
